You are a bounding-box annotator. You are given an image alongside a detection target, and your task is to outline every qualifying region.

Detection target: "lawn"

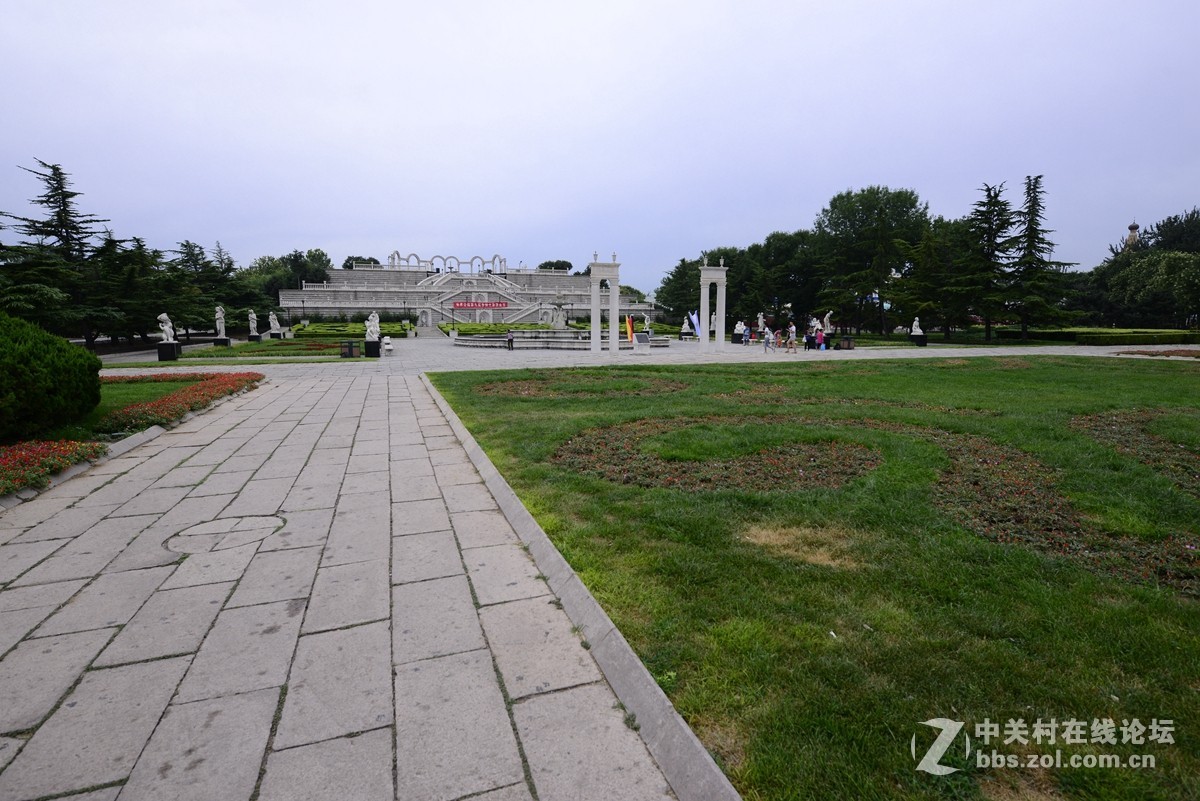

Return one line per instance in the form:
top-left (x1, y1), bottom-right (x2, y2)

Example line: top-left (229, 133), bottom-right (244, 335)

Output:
top-left (429, 356), bottom-right (1200, 801)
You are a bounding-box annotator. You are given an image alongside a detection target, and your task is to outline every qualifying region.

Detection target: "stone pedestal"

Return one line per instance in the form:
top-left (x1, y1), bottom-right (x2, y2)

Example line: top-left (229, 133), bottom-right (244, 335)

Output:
top-left (213, 338), bottom-right (232, 347)
top-left (157, 342), bottom-right (181, 361)
top-left (909, 334), bottom-right (928, 347)
top-left (364, 340), bottom-right (381, 358)
top-left (247, 334), bottom-right (262, 343)
top-left (269, 332), bottom-right (283, 339)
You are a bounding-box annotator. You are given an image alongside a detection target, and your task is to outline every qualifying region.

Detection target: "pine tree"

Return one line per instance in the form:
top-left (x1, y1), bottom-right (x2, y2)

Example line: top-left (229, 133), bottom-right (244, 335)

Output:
top-left (1010, 175), bottom-right (1074, 338)
top-left (961, 183), bottom-right (1017, 341)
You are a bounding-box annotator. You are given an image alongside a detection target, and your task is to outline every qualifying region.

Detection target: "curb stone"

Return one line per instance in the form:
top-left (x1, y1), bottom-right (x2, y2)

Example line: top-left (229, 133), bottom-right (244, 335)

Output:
top-left (421, 374), bottom-right (742, 801)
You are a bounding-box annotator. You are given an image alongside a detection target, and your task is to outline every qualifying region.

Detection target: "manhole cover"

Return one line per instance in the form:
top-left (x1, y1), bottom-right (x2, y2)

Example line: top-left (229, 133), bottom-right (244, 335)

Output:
top-left (165, 516), bottom-right (286, 554)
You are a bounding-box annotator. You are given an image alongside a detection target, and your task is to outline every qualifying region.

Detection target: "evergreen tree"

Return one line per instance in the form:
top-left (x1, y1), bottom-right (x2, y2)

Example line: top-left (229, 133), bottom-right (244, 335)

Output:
top-left (961, 183), bottom-right (1017, 341)
top-left (1009, 175), bottom-right (1074, 338)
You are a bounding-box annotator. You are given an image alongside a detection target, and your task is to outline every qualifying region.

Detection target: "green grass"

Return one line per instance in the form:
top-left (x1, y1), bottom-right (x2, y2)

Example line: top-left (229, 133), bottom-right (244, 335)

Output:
top-left (47, 380), bottom-right (194, 440)
top-left (430, 356), bottom-right (1200, 801)
top-left (180, 338), bottom-right (346, 358)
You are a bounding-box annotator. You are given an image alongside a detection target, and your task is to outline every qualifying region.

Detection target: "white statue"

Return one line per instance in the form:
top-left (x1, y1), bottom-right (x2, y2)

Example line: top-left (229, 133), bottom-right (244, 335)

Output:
top-left (823, 310), bottom-right (833, 333)
top-left (268, 312), bottom-right (281, 334)
top-left (157, 313), bottom-right (175, 343)
top-left (757, 312), bottom-right (766, 331)
top-left (733, 320), bottom-right (745, 335)
top-left (365, 311), bottom-right (381, 342)
top-left (911, 317), bottom-right (923, 336)
top-left (551, 304), bottom-right (568, 330)
top-left (248, 310), bottom-right (258, 336)
top-left (709, 312), bottom-right (717, 332)
top-left (642, 313), bottom-right (652, 333)
top-left (215, 306), bottom-right (225, 338)
top-left (681, 318), bottom-right (692, 334)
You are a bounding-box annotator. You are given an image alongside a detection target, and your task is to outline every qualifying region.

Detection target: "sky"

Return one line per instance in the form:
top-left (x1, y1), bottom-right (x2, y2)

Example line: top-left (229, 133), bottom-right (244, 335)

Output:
top-left (2, 1), bottom-right (1197, 295)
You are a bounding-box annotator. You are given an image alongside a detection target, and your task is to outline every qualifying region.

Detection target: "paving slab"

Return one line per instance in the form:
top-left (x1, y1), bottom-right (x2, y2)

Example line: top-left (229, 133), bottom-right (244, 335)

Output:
top-left (392, 497), bottom-right (451, 536)
top-left (259, 507), bottom-right (334, 551)
top-left (0, 579), bottom-right (85, 613)
top-left (322, 501), bottom-right (390, 567)
top-left (186, 468), bottom-right (254, 497)
top-left (463, 543), bottom-right (550, 607)
top-left (219, 477), bottom-right (295, 517)
top-left (0, 656), bottom-right (190, 801)
top-left (0, 497), bottom-right (75, 529)
top-left (225, 545), bottom-right (321, 608)
top-left (480, 597), bottom-right (601, 700)
top-left (0, 737), bottom-right (17, 771)
top-left (514, 683), bottom-right (675, 801)
top-left (13, 503), bottom-right (120, 542)
top-left (259, 729), bottom-right (393, 801)
top-left (442, 481), bottom-right (499, 512)
top-left (174, 598), bottom-right (305, 703)
top-left (274, 621), bottom-right (393, 749)
top-left (303, 558), bottom-right (389, 633)
top-left (392, 574), bottom-right (485, 664)
top-left (392, 529), bottom-right (463, 585)
top-left (0, 540), bottom-right (67, 585)
top-left (94, 582), bottom-right (232, 667)
top-left (10, 514), bottom-right (158, 586)
top-left (390, 474), bottom-right (440, 502)
top-left (111, 485), bottom-right (193, 517)
top-left (159, 541), bottom-right (257, 590)
top-left (150, 464), bottom-right (214, 488)
top-left (119, 687), bottom-right (279, 801)
top-left (2, 606), bottom-right (56, 659)
top-left (433, 460), bottom-right (482, 485)
top-left (0, 627), bottom-right (116, 733)
top-left (338, 470), bottom-right (390, 496)
top-left (35, 566), bottom-right (173, 637)
top-left (395, 649), bottom-right (525, 801)
top-left (452, 509), bottom-right (519, 549)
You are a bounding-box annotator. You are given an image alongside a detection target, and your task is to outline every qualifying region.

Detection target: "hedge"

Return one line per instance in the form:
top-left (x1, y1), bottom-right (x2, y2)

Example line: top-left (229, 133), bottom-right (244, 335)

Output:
top-left (292, 322), bottom-right (410, 338)
top-left (1076, 332), bottom-right (1200, 346)
top-left (0, 313), bottom-right (102, 443)
top-left (996, 329), bottom-right (1079, 342)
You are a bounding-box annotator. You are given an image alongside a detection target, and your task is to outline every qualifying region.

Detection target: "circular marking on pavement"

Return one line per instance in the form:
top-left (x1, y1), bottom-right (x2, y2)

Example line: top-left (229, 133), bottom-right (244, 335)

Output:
top-left (164, 515), bottom-right (286, 554)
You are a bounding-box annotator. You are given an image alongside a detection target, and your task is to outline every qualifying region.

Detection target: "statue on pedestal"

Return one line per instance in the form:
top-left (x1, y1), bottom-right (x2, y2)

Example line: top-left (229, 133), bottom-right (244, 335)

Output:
top-left (215, 306), bottom-right (225, 338)
top-left (157, 313), bottom-right (176, 343)
top-left (911, 317), bottom-right (923, 336)
top-left (365, 311), bottom-right (381, 342)
top-left (248, 310), bottom-right (258, 336)
top-left (268, 312), bottom-right (281, 334)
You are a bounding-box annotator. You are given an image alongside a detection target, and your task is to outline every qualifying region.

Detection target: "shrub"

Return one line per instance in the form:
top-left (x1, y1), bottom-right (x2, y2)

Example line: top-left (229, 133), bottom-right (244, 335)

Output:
top-left (996, 329), bottom-right (1079, 342)
top-left (1076, 332), bottom-right (1200, 346)
top-left (0, 312), bottom-right (102, 443)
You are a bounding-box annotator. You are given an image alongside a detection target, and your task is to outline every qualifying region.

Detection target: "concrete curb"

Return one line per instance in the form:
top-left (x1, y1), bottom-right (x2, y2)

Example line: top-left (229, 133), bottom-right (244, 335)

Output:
top-left (421, 374), bottom-right (741, 801)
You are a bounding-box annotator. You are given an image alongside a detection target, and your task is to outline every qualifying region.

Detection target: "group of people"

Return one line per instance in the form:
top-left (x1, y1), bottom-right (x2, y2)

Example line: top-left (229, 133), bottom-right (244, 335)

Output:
top-left (731, 314), bottom-right (832, 354)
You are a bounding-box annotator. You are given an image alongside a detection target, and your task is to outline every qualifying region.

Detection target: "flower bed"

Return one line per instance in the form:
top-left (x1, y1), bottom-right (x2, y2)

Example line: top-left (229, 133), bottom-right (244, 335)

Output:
top-left (0, 440), bottom-right (108, 496)
top-left (96, 372), bottom-right (264, 433)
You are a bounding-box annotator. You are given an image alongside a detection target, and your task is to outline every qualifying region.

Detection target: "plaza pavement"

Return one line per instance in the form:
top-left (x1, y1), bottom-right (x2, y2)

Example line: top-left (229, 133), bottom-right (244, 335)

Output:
top-left (0, 335), bottom-right (1175, 801)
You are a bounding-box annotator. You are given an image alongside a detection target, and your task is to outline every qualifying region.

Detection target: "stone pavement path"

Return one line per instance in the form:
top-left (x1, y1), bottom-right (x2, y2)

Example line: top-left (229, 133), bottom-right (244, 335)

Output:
top-left (3, 335), bottom-right (1171, 801)
top-left (0, 372), bottom-right (677, 801)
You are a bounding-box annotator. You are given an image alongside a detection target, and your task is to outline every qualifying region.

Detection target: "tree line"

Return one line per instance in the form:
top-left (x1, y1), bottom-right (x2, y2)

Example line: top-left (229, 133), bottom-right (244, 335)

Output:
top-left (0, 160), bottom-right (332, 347)
top-left (655, 180), bottom-right (1200, 338)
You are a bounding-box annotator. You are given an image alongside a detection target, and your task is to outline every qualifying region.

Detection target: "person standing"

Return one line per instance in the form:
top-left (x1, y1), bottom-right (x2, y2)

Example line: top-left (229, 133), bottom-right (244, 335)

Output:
top-left (815, 327), bottom-right (825, 351)
top-left (786, 321), bottom-right (797, 353)
top-left (506, 329), bottom-right (514, 351)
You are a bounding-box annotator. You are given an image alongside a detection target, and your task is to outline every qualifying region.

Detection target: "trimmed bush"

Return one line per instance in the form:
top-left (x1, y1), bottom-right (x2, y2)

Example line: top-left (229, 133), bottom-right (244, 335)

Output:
top-left (996, 329), bottom-right (1079, 342)
top-left (1076, 332), bottom-right (1200, 346)
top-left (0, 313), bottom-right (101, 443)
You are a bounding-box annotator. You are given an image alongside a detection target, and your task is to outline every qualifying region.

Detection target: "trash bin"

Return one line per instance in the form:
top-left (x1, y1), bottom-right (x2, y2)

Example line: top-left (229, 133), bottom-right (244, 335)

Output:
top-left (841, 336), bottom-right (854, 350)
top-left (340, 340), bottom-right (360, 358)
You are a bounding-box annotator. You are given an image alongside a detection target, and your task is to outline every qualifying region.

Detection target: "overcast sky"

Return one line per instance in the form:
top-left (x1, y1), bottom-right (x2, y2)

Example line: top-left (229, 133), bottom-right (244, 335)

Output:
top-left (2, 1), bottom-right (1197, 293)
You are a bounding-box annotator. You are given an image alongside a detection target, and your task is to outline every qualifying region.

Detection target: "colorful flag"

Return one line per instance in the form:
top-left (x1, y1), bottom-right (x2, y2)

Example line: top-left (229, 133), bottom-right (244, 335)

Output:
top-left (688, 310), bottom-right (701, 338)
top-left (626, 314), bottom-right (634, 342)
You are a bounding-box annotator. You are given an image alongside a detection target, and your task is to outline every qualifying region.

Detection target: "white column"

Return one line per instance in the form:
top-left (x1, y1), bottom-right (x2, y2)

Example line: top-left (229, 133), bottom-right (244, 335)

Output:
top-left (590, 277), bottom-right (602, 353)
top-left (698, 281), bottom-right (710, 353)
top-left (608, 279), bottom-right (620, 356)
top-left (715, 279), bottom-right (727, 352)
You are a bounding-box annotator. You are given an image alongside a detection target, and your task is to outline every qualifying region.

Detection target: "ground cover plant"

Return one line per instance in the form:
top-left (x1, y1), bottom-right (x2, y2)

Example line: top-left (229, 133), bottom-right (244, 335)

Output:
top-left (292, 321), bottom-right (410, 338)
top-left (180, 339), bottom-right (346, 358)
top-left (0, 440), bottom-right (108, 495)
top-left (95, 372), bottom-right (263, 433)
top-left (430, 356), bottom-right (1200, 801)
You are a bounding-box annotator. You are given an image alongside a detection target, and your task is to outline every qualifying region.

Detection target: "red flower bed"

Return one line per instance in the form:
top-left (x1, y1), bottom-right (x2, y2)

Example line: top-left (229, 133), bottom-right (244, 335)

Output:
top-left (0, 440), bottom-right (108, 496)
top-left (96, 372), bottom-right (264, 433)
